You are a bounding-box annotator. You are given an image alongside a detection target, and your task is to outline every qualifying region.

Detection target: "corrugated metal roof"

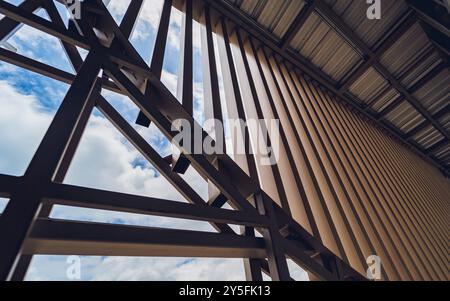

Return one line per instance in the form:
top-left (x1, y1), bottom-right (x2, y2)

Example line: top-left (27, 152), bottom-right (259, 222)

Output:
top-left (371, 88), bottom-right (401, 113)
top-left (413, 126), bottom-right (445, 149)
top-left (348, 67), bottom-right (389, 104)
top-left (385, 101), bottom-right (426, 134)
top-left (413, 69), bottom-right (450, 115)
top-left (227, 0), bottom-right (306, 38)
top-left (398, 48), bottom-right (440, 89)
top-left (380, 23), bottom-right (434, 78)
top-left (290, 11), bottom-right (361, 81)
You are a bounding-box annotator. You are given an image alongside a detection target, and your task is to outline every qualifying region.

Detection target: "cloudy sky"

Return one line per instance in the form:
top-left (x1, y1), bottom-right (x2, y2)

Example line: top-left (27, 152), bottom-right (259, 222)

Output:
top-left (0, 0), bottom-right (308, 281)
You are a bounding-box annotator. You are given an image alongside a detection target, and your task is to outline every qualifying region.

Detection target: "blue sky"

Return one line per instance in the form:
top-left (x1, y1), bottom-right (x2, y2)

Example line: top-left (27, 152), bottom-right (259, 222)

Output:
top-left (0, 0), bottom-right (307, 281)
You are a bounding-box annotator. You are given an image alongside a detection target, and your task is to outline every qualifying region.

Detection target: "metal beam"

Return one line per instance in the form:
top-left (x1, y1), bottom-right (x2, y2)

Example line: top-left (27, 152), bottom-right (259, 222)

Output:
top-left (24, 218), bottom-right (267, 258)
top-left (44, 183), bottom-right (268, 227)
top-left (135, 0), bottom-right (172, 127)
top-left (0, 175), bottom-right (21, 198)
top-left (117, 0), bottom-right (143, 39)
top-left (201, 4), bottom-right (229, 208)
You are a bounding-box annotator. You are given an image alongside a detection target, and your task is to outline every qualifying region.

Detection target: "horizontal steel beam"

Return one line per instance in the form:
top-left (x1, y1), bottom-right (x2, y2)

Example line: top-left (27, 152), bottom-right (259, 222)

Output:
top-left (24, 218), bottom-right (267, 258)
top-left (44, 183), bottom-right (269, 227)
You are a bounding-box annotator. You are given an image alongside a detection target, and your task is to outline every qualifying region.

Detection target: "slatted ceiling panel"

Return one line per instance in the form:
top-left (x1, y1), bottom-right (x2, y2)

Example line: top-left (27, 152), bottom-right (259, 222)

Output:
top-left (427, 136), bottom-right (447, 151)
top-left (256, 1), bottom-right (287, 31)
top-left (290, 12), bottom-right (361, 81)
top-left (411, 124), bottom-right (434, 141)
top-left (385, 101), bottom-right (426, 133)
top-left (322, 0), bottom-right (352, 14)
top-left (442, 114), bottom-right (450, 132)
top-left (226, 0), bottom-right (304, 38)
top-left (317, 30), bottom-right (362, 81)
top-left (435, 144), bottom-right (449, 155)
top-left (324, 0), bottom-right (409, 48)
top-left (424, 133), bottom-right (445, 150)
top-left (438, 152), bottom-right (450, 165)
top-left (371, 88), bottom-right (401, 113)
top-left (436, 146), bottom-right (450, 160)
top-left (290, 12), bottom-right (322, 50)
top-left (412, 127), bottom-right (444, 150)
top-left (379, 23), bottom-right (432, 78)
top-left (348, 67), bottom-right (388, 104)
top-left (234, 0), bottom-right (260, 15)
top-left (248, 0), bottom-right (267, 18)
top-left (270, 0), bottom-right (305, 38)
top-left (400, 114), bottom-right (426, 134)
top-left (413, 69), bottom-right (450, 115)
top-left (399, 49), bottom-right (442, 89)
top-left (415, 130), bottom-right (445, 150)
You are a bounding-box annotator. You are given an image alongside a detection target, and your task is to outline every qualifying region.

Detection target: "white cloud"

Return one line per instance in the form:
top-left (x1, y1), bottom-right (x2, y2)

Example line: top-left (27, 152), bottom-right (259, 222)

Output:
top-left (0, 80), bottom-right (53, 176)
top-left (26, 256), bottom-right (247, 281)
top-left (86, 257), bottom-right (246, 281)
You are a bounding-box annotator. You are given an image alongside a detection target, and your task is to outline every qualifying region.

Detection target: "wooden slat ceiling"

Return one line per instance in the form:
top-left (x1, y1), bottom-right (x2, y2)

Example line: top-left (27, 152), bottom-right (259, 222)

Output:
top-left (224, 0), bottom-right (450, 175)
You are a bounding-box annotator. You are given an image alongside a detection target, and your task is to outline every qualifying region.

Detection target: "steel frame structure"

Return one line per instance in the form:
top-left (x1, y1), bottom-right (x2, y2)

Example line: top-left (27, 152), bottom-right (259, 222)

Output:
top-left (0, 0), bottom-right (369, 281)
